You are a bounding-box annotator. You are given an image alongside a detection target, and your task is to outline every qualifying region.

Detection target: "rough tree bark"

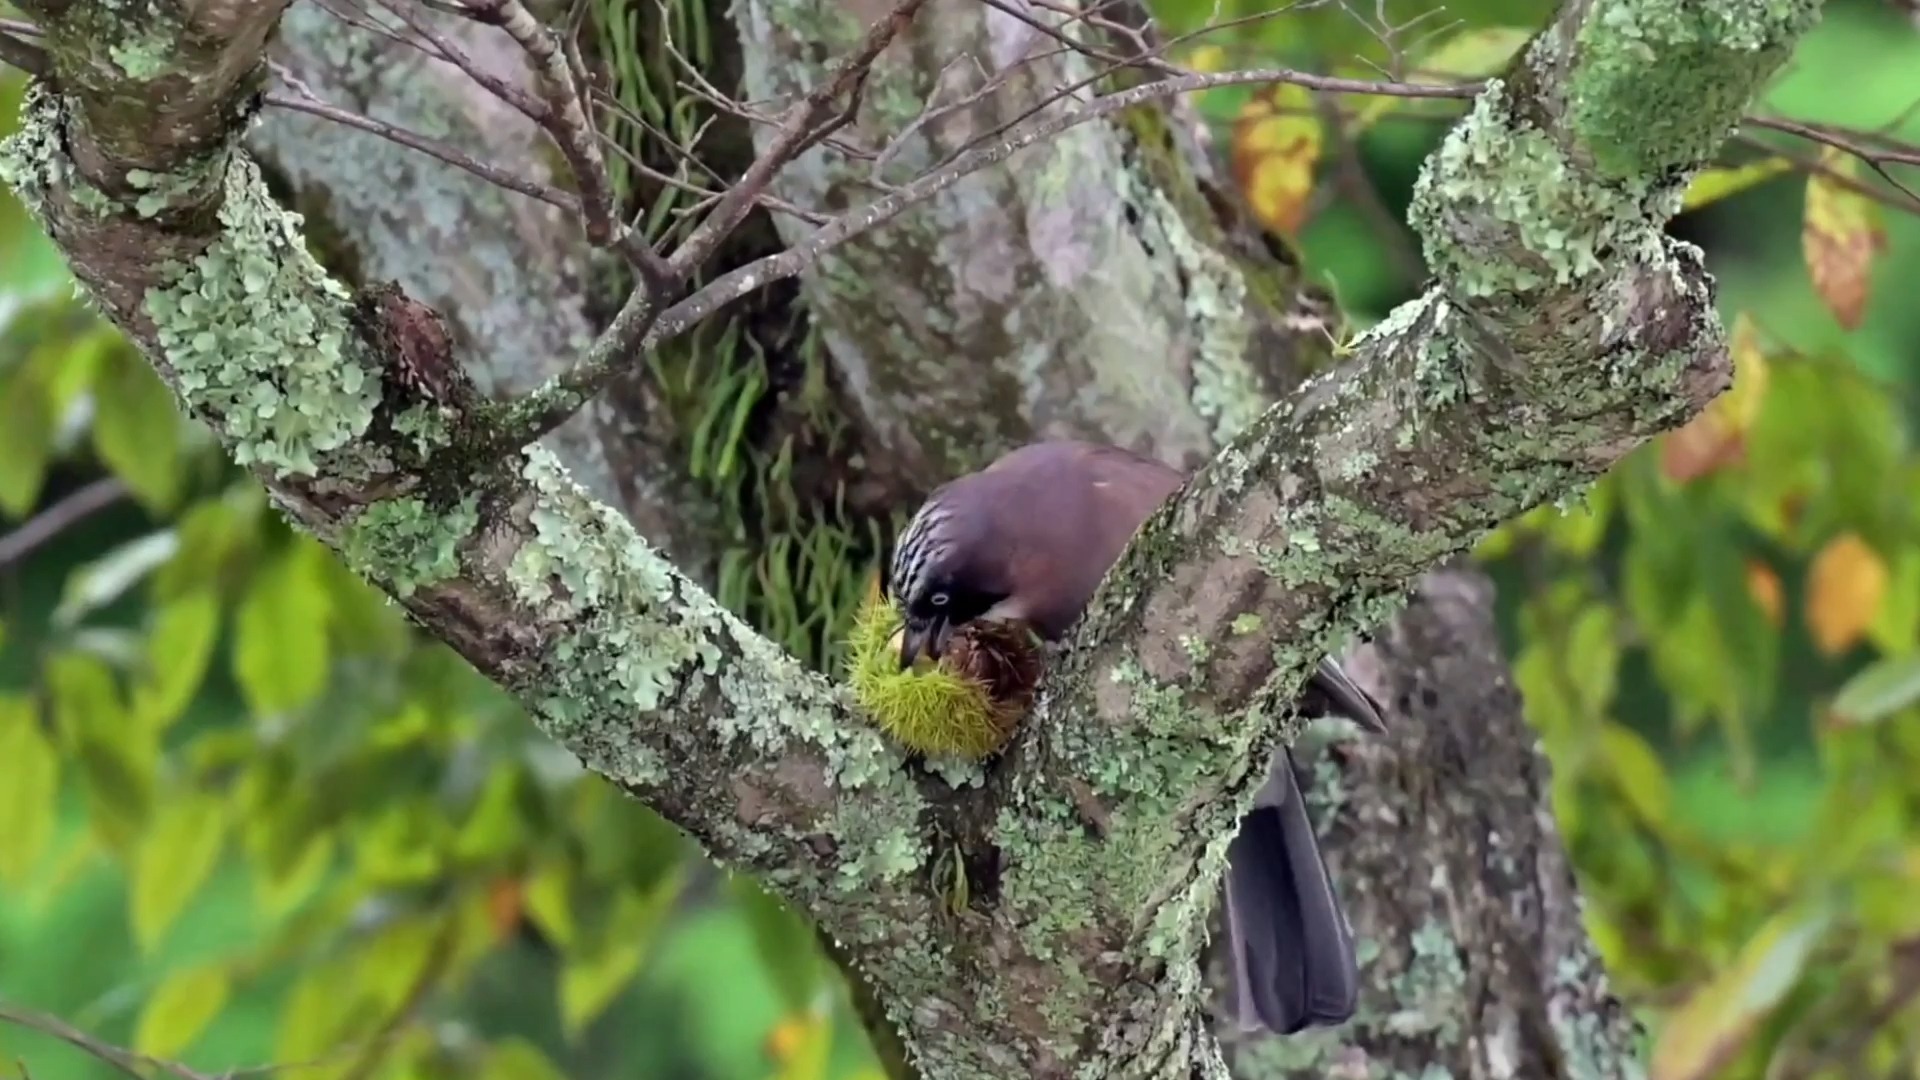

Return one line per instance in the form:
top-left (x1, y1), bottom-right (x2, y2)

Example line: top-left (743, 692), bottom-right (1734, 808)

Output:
top-left (0, 0), bottom-right (1817, 1076)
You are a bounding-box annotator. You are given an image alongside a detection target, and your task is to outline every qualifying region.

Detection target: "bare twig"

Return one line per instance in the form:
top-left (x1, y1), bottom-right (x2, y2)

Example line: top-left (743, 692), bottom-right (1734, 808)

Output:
top-left (1745, 113), bottom-right (1920, 207)
top-left (0, 1000), bottom-right (213, 1080)
top-left (357, 0), bottom-right (551, 124)
top-left (0, 478), bottom-right (129, 571)
top-left (666, 0), bottom-right (931, 273)
top-left (474, 0), bottom-right (676, 286)
top-left (263, 78), bottom-right (579, 211)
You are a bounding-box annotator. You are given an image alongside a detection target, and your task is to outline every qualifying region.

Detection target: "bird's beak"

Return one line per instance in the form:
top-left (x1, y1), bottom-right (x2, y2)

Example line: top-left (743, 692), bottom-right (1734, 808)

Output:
top-left (898, 614), bottom-right (954, 669)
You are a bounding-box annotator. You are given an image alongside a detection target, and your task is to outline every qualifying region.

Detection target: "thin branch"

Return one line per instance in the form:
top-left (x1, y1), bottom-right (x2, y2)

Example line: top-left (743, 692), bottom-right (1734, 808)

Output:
top-left (358, 0), bottom-right (551, 124)
top-left (667, 0), bottom-right (931, 274)
top-left (479, 3), bottom-right (617, 243)
top-left (263, 82), bottom-right (580, 211)
top-left (1745, 113), bottom-right (1920, 207)
top-left (474, 0), bottom-right (676, 286)
top-left (0, 478), bottom-right (129, 571)
top-left (0, 1000), bottom-right (213, 1080)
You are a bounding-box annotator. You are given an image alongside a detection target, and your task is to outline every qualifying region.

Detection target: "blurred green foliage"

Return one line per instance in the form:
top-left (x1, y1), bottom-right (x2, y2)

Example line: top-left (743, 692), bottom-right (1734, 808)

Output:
top-left (4, 2), bottom-right (1920, 1080)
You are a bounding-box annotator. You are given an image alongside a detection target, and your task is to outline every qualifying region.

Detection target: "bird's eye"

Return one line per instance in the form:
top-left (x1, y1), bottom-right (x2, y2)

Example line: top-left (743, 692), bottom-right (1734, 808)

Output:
top-left (929, 591), bottom-right (950, 607)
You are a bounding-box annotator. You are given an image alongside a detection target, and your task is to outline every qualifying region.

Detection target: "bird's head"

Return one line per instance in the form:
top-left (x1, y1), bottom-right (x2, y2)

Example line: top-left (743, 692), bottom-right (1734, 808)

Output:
top-left (886, 499), bottom-right (1007, 669)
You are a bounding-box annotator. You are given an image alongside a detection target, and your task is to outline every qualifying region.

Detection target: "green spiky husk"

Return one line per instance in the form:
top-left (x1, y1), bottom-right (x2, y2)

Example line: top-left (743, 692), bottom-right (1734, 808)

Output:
top-left (846, 594), bottom-right (1027, 759)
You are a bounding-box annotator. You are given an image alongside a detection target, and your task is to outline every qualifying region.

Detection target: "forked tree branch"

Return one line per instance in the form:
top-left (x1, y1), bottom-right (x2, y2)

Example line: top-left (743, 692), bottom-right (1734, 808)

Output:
top-left (0, 1), bottom-right (1821, 1076)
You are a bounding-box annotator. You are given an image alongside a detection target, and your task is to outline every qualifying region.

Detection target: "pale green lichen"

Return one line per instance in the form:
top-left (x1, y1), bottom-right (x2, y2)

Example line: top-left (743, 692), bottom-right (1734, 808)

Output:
top-left (391, 405), bottom-right (452, 457)
top-left (143, 155), bottom-right (380, 476)
top-left (1410, 80), bottom-right (1656, 299)
top-left (108, 29), bottom-right (174, 80)
top-left (0, 90), bottom-right (378, 478)
top-left (126, 166), bottom-right (207, 219)
top-left (505, 447), bottom-right (927, 887)
top-left (1383, 919), bottom-right (1468, 1039)
top-left (340, 495), bottom-right (478, 598)
top-left (1567, 0), bottom-right (1819, 180)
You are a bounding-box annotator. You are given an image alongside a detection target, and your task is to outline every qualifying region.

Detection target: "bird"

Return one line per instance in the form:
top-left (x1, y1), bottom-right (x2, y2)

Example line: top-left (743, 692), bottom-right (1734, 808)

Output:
top-left (885, 438), bottom-right (1385, 1035)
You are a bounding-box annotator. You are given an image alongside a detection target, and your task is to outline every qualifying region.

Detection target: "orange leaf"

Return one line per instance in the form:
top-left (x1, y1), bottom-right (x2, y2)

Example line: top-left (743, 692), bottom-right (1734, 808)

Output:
top-left (486, 876), bottom-right (525, 940)
top-left (1802, 149), bottom-right (1887, 330)
top-left (1657, 313), bottom-right (1769, 484)
top-left (1746, 560), bottom-right (1783, 627)
top-left (1659, 419), bottom-right (1742, 483)
top-left (1806, 533), bottom-right (1887, 655)
top-left (1231, 83), bottom-right (1322, 237)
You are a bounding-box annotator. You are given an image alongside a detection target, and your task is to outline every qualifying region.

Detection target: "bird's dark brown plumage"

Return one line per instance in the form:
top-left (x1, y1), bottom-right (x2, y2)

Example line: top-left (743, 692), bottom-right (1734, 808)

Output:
top-left (887, 438), bottom-right (1383, 1035)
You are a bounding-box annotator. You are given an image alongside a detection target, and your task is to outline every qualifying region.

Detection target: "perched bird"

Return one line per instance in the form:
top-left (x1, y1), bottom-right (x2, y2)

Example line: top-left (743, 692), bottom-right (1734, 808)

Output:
top-left (886, 439), bottom-right (1385, 1034)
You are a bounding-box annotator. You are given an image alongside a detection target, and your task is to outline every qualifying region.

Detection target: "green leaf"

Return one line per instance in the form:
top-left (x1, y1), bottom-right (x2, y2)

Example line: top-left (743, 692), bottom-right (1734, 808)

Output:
top-left (153, 488), bottom-right (261, 600)
top-left (357, 915), bottom-right (447, 1012)
top-left (134, 964), bottom-right (231, 1058)
top-left (276, 959), bottom-right (359, 1064)
top-left (254, 830), bottom-right (334, 921)
top-left (731, 872), bottom-right (822, 1012)
top-left (47, 650), bottom-right (153, 848)
top-left (453, 769), bottom-right (534, 864)
top-left (1831, 657), bottom-right (1920, 724)
top-left (54, 530), bottom-right (181, 628)
top-left (524, 861), bottom-right (577, 949)
top-left (91, 345), bottom-right (184, 511)
top-left (131, 792), bottom-right (227, 952)
top-left (0, 361), bottom-right (52, 516)
top-left (0, 696), bottom-right (58, 881)
top-left (1601, 723), bottom-right (1672, 828)
top-left (133, 591), bottom-right (220, 733)
top-left (232, 546), bottom-right (333, 717)
top-left (482, 1038), bottom-right (570, 1080)
top-left (560, 869), bottom-right (684, 1038)
top-left (1650, 904), bottom-right (1833, 1080)
top-left (1869, 546), bottom-right (1920, 654)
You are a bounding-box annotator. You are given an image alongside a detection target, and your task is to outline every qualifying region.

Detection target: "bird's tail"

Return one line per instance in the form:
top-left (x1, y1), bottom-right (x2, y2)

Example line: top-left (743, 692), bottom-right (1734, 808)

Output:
top-left (1221, 749), bottom-right (1360, 1034)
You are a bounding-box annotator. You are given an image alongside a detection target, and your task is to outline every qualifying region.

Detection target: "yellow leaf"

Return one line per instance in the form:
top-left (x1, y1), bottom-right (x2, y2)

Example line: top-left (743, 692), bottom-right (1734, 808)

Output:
top-left (131, 793), bottom-right (227, 952)
top-left (1183, 44), bottom-right (1227, 73)
top-left (1718, 314), bottom-right (1769, 430)
top-left (1745, 560), bottom-right (1783, 627)
top-left (1683, 157), bottom-right (1792, 211)
top-left (766, 1007), bottom-right (832, 1080)
top-left (1869, 547), bottom-right (1920, 654)
top-left (1601, 723), bottom-right (1670, 827)
top-left (1802, 148), bottom-right (1887, 330)
top-left (0, 696), bottom-right (58, 882)
top-left (482, 1038), bottom-right (569, 1080)
top-left (1651, 905), bottom-right (1832, 1080)
top-left (134, 965), bottom-right (231, 1059)
top-left (1806, 533), bottom-right (1887, 656)
top-left (1231, 82), bottom-right (1321, 237)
